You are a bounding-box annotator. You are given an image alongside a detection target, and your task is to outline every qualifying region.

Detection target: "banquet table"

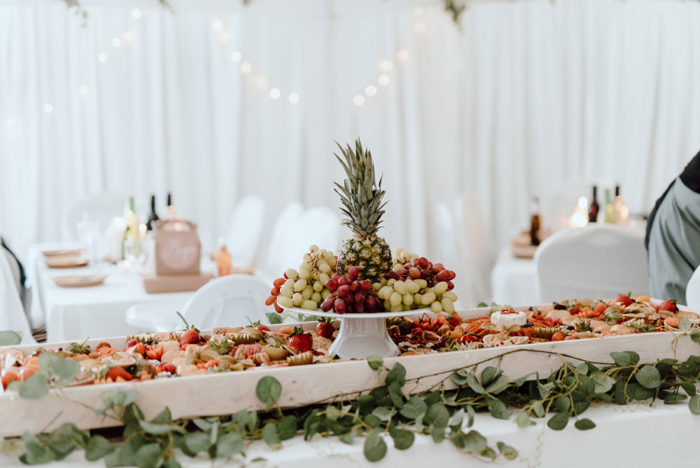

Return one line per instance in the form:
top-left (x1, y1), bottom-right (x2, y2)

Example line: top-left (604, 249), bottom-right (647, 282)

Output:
top-left (490, 248), bottom-right (539, 306)
top-left (26, 243), bottom-right (213, 342)
top-left (0, 400), bottom-right (697, 467)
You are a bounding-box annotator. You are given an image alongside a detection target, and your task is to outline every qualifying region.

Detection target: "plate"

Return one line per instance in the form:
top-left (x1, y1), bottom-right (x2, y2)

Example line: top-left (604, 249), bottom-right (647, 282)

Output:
top-left (283, 307), bottom-right (430, 319)
top-left (510, 244), bottom-right (538, 259)
top-left (42, 248), bottom-right (83, 257)
top-left (52, 275), bottom-right (107, 288)
top-left (44, 255), bottom-right (89, 269)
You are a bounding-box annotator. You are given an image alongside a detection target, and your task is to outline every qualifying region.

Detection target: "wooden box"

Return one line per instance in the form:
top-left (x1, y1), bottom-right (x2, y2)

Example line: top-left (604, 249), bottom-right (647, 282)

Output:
top-left (0, 304), bottom-right (698, 438)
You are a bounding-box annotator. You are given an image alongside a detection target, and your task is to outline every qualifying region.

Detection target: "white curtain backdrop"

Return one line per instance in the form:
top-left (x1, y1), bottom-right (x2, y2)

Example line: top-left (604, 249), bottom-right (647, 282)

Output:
top-left (2, 0), bottom-right (700, 304)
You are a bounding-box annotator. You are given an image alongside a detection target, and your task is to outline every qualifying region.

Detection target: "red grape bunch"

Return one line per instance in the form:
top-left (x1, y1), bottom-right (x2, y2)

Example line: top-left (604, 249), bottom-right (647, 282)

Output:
top-left (320, 266), bottom-right (384, 314)
top-left (386, 248), bottom-right (456, 290)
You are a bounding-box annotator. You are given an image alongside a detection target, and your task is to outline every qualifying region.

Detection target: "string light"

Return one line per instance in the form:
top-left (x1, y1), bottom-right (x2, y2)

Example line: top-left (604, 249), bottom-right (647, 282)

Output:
top-left (288, 93), bottom-right (300, 104)
top-left (123, 30), bottom-right (136, 43)
top-left (379, 59), bottom-right (394, 73)
top-left (231, 51), bottom-right (242, 62)
top-left (213, 19), bottom-right (223, 31)
top-left (78, 85), bottom-right (89, 97)
top-left (217, 30), bottom-right (231, 43)
top-left (365, 85), bottom-right (377, 97)
top-left (98, 53), bottom-right (108, 63)
top-left (44, 104), bottom-right (53, 113)
top-left (255, 75), bottom-right (268, 90)
top-left (397, 50), bottom-right (409, 62)
top-left (378, 75), bottom-right (390, 86)
top-left (240, 62), bottom-right (252, 74)
top-left (131, 9), bottom-right (142, 19)
top-left (353, 95), bottom-right (365, 107)
top-left (269, 88), bottom-right (281, 99)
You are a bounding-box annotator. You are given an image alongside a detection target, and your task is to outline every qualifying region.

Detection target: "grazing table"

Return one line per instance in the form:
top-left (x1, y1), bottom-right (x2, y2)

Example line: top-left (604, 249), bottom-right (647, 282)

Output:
top-left (0, 400), bottom-right (697, 467)
top-left (27, 243), bottom-right (212, 342)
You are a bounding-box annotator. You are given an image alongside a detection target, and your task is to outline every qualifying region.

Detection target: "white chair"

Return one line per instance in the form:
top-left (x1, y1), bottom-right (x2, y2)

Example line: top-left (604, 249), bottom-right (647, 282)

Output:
top-left (454, 194), bottom-right (494, 303)
top-left (0, 251), bottom-right (35, 345)
top-left (225, 195), bottom-right (266, 267)
top-left (64, 193), bottom-right (125, 241)
top-left (534, 225), bottom-right (649, 302)
top-left (686, 266), bottom-right (700, 309)
top-left (261, 202), bottom-right (304, 281)
top-left (125, 275), bottom-right (273, 332)
top-left (435, 202), bottom-right (466, 308)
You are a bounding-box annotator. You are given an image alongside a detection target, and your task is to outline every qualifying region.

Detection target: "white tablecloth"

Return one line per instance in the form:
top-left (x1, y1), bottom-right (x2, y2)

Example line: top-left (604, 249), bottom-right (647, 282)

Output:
top-left (490, 249), bottom-right (539, 306)
top-left (27, 243), bottom-right (211, 342)
top-left (1, 400), bottom-right (697, 467)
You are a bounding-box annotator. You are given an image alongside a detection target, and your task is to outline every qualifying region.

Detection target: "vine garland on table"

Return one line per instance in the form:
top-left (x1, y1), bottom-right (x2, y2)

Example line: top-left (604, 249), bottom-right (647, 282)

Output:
top-left (3, 332), bottom-right (700, 466)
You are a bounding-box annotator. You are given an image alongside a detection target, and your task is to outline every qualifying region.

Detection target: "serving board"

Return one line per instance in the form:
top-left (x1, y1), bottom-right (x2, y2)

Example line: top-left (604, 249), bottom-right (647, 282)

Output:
top-left (1, 303), bottom-right (699, 438)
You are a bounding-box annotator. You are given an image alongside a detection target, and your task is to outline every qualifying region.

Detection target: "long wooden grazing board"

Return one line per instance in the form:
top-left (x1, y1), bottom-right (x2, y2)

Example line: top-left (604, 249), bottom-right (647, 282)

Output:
top-left (0, 304), bottom-right (699, 438)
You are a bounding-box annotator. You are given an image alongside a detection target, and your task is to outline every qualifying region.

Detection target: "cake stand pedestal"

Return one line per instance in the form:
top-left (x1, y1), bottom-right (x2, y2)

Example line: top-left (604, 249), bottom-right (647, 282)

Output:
top-left (286, 308), bottom-right (428, 360)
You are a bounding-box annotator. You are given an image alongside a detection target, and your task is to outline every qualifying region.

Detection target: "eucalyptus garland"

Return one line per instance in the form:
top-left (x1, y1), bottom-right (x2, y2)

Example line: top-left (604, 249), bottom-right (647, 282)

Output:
top-left (4, 334), bottom-right (700, 466)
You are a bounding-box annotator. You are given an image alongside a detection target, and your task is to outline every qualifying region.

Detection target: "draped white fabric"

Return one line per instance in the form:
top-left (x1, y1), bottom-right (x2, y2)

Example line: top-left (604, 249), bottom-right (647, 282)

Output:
top-left (2, 0), bottom-right (700, 291)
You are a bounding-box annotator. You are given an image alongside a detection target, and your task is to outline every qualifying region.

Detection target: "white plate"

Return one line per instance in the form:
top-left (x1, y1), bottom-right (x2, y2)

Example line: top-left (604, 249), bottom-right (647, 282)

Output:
top-left (283, 307), bottom-right (430, 319)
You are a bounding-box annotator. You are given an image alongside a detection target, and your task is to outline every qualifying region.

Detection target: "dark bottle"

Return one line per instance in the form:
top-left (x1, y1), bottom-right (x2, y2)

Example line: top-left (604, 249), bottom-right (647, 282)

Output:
top-left (588, 186), bottom-right (599, 223)
top-left (146, 195), bottom-right (159, 231)
top-left (530, 197), bottom-right (541, 246)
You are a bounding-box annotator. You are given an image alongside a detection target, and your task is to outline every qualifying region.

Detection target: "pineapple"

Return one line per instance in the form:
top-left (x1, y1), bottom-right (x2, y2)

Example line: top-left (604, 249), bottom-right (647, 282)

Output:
top-left (334, 140), bottom-right (392, 283)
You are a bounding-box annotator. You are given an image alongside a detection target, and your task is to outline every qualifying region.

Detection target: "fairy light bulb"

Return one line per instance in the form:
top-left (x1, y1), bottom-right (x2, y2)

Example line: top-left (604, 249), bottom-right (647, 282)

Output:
top-left (397, 50), bottom-right (409, 62)
top-left (365, 85), bottom-right (377, 97)
top-left (123, 30), bottom-right (136, 43)
top-left (379, 59), bottom-right (394, 73)
top-left (288, 93), bottom-right (300, 104)
top-left (240, 62), bottom-right (252, 74)
top-left (132, 9), bottom-right (142, 19)
top-left (353, 95), bottom-right (365, 107)
top-left (213, 19), bottom-right (223, 31)
top-left (270, 88), bottom-right (281, 99)
top-left (414, 22), bottom-right (427, 34)
top-left (78, 85), bottom-right (89, 97)
top-left (231, 51), bottom-right (242, 62)
top-left (111, 38), bottom-right (121, 48)
top-left (44, 104), bottom-right (53, 113)
top-left (98, 53), bottom-right (108, 63)
top-left (378, 75), bottom-right (390, 86)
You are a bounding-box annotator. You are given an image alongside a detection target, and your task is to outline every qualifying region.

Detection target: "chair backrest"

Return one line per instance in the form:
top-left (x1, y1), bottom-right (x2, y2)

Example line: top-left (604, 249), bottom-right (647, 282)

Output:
top-left (454, 194), bottom-right (494, 301)
top-left (180, 275), bottom-right (273, 329)
top-left (64, 193), bottom-right (125, 241)
top-left (434, 202), bottom-right (467, 308)
top-left (225, 195), bottom-right (267, 267)
top-left (686, 266), bottom-right (700, 308)
top-left (262, 202), bottom-right (304, 279)
top-left (0, 251), bottom-right (35, 344)
top-left (535, 225), bottom-right (649, 302)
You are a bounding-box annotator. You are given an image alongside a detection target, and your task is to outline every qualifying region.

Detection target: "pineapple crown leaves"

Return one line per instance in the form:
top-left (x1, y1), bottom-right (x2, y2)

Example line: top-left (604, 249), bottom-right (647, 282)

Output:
top-left (333, 139), bottom-right (387, 237)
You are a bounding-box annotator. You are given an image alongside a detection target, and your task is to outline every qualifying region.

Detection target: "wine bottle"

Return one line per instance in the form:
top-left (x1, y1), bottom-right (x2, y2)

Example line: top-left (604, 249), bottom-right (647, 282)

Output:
top-left (588, 186), bottom-right (599, 223)
top-left (123, 196), bottom-right (142, 259)
top-left (529, 197), bottom-right (541, 246)
top-left (603, 188), bottom-right (615, 223)
top-left (613, 185), bottom-right (630, 225)
top-left (146, 195), bottom-right (159, 231)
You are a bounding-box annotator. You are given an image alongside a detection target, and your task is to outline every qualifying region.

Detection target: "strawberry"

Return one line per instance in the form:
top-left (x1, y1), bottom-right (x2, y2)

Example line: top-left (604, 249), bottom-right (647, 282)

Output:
top-left (316, 318), bottom-right (335, 339)
top-left (658, 300), bottom-right (678, 313)
top-left (615, 294), bottom-right (633, 307)
top-left (593, 302), bottom-right (607, 316)
top-left (179, 329), bottom-right (200, 348)
top-left (289, 327), bottom-right (313, 353)
top-left (158, 362), bottom-right (177, 374)
top-left (449, 315), bottom-right (461, 327)
top-left (106, 366), bottom-right (134, 381)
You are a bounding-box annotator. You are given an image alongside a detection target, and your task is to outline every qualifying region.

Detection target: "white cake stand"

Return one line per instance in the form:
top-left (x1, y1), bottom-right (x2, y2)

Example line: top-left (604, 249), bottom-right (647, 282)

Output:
top-left (286, 307), bottom-right (430, 360)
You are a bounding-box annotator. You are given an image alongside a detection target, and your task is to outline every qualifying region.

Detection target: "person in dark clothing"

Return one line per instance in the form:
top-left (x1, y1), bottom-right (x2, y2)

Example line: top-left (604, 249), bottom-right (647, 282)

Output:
top-left (646, 151), bottom-right (700, 304)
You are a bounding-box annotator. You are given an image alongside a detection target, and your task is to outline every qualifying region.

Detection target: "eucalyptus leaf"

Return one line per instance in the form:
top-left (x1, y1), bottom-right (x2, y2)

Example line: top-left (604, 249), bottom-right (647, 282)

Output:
top-left (339, 431), bottom-right (356, 445)
top-left (19, 372), bottom-right (50, 400)
top-left (664, 393), bottom-right (688, 404)
top-left (688, 395), bottom-right (700, 415)
top-left (574, 418), bottom-right (596, 430)
top-left (690, 330), bottom-right (700, 343)
top-left (480, 367), bottom-right (502, 387)
top-left (424, 403), bottom-right (449, 428)
top-left (266, 313), bottom-right (283, 324)
top-left (480, 447), bottom-right (497, 459)
top-left (679, 317), bottom-right (691, 331)
top-left (487, 398), bottom-right (509, 420)
top-left (497, 441), bottom-right (518, 460)
top-left (388, 427), bottom-right (414, 450)
top-left (135, 443), bottom-right (162, 468)
top-left (553, 396), bottom-right (571, 413)
top-left (385, 363), bottom-right (406, 388)
top-left (216, 433), bottom-right (245, 458)
top-left (400, 397), bottom-right (427, 420)
top-left (372, 407), bottom-right (393, 422)
top-left (452, 369), bottom-right (469, 386)
top-left (590, 372), bottom-right (615, 394)
top-left (364, 432), bottom-right (387, 462)
top-left (635, 365), bottom-right (661, 389)
top-left (277, 416), bottom-right (298, 441)
top-left (183, 432), bottom-right (210, 454)
top-left (431, 425), bottom-right (445, 443)
top-left (263, 423), bottom-right (282, 449)
top-left (85, 435), bottom-right (114, 461)
top-left (256, 376), bottom-right (282, 411)
top-left (516, 413), bottom-right (536, 428)
top-left (367, 355), bottom-right (383, 370)
top-left (531, 401), bottom-right (545, 418)
top-left (139, 420), bottom-right (184, 435)
top-left (461, 430), bottom-right (487, 452)
top-left (0, 330), bottom-right (22, 346)
top-left (388, 381), bottom-right (404, 409)
top-left (547, 412), bottom-right (570, 431)
top-left (610, 351), bottom-right (640, 367)
top-left (466, 374), bottom-right (485, 394)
